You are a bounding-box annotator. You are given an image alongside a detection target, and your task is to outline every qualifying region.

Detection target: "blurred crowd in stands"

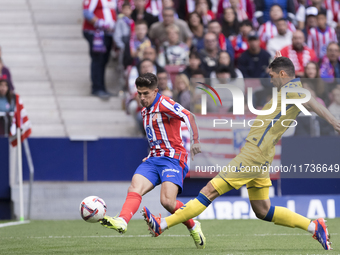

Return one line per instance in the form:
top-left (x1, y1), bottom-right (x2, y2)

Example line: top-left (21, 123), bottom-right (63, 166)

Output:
top-left (81, 0), bottom-right (340, 136)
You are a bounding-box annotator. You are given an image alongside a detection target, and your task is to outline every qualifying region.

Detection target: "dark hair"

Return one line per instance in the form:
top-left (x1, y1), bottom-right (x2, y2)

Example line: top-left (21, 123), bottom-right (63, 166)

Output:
top-left (216, 65), bottom-right (231, 74)
top-left (0, 79), bottom-right (13, 103)
top-left (268, 57), bottom-right (295, 77)
top-left (317, 9), bottom-right (327, 17)
top-left (135, 20), bottom-right (148, 27)
top-left (136, 73), bottom-right (158, 89)
top-left (239, 19), bottom-right (252, 28)
top-left (191, 69), bottom-right (206, 77)
top-left (303, 61), bottom-right (320, 79)
top-left (187, 11), bottom-right (203, 31)
top-left (162, 7), bottom-right (175, 14)
top-left (208, 19), bottom-right (220, 26)
top-left (122, 2), bottom-right (131, 8)
top-left (157, 67), bottom-right (167, 75)
top-left (222, 7), bottom-right (239, 38)
top-left (189, 50), bottom-right (200, 59)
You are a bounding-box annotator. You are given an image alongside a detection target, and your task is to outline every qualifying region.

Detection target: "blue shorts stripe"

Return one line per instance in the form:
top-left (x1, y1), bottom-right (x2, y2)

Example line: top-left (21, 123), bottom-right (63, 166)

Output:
top-left (263, 206), bottom-right (275, 222)
top-left (196, 193), bottom-right (211, 207)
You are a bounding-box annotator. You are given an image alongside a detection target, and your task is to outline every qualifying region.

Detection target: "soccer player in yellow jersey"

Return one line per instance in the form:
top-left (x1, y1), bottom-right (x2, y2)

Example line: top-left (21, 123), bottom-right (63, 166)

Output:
top-left (142, 52), bottom-right (340, 250)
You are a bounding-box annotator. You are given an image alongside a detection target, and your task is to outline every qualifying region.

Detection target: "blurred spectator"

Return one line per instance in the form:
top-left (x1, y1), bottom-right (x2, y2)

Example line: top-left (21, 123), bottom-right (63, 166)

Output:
top-left (0, 57), bottom-right (14, 91)
top-left (211, 51), bottom-right (243, 78)
top-left (157, 24), bottom-right (190, 66)
top-left (130, 20), bottom-right (152, 65)
top-left (187, 12), bottom-right (205, 51)
top-left (198, 32), bottom-right (222, 77)
top-left (258, 5), bottom-right (296, 45)
top-left (116, 0), bottom-right (135, 13)
top-left (149, 7), bottom-right (193, 47)
top-left (82, 0), bottom-right (116, 98)
top-left (303, 82), bottom-right (326, 109)
top-left (157, 0), bottom-right (180, 21)
top-left (266, 18), bottom-right (293, 58)
top-left (182, 50), bottom-right (204, 79)
top-left (195, 0), bottom-right (215, 27)
top-left (324, 0), bottom-right (340, 26)
top-left (230, 19), bottom-right (254, 60)
top-left (307, 10), bottom-right (338, 59)
top-left (131, 0), bottom-right (159, 28)
top-left (237, 31), bottom-right (271, 78)
top-left (301, 7), bottom-right (318, 41)
top-left (328, 87), bottom-right (340, 117)
top-left (145, 0), bottom-right (163, 18)
top-left (309, 0), bottom-right (336, 28)
top-left (296, 0), bottom-right (307, 30)
top-left (221, 7), bottom-right (240, 39)
top-left (157, 68), bottom-right (173, 92)
top-left (176, 0), bottom-right (213, 20)
top-left (281, 30), bottom-right (317, 77)
top-left (319, 42), bottom-right (340, 86)
top-left (255, 0), bottom-right (296, 25)
top-left (217, 0), bottom-right (254, 22)
top-left (127, 47), bottom-right (161, 94)
top-left (302, 61), bottom-right (329, 106)
top-left (207, 20), bottom-right (235, 61)
top-left (114, 3), bottom-right (134, 68)
top-left (174, 74), bottom-right (191, 109)
top-left (0, 77), bottom-right (15, 113)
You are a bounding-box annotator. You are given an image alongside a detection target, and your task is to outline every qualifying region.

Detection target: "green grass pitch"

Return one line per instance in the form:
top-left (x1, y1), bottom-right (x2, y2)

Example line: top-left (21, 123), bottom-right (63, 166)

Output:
top-left (0, 218), bottom-right (338, 254)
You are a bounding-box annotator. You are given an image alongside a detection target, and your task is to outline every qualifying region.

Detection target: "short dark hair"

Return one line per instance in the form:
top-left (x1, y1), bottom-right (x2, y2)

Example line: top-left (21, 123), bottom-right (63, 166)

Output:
top-left (157, 67), bottom-right (167, 75)
top-left (216, 65), bottom-right (231, 75)
top-left (276, 17), bottom-right (287, 23)
top-left (208, 19), bottom-right (220, 26)
top-left (317, 9), bottom-right (327, 17)
top-left (162, 7), bottom-right (175, 14)
top-left (122, 2), bottom-right (131, 8)
top-left (268, 57), bottom-right (295, 77)
top-left (189, 50), bottom-right (200, 59)
top-left (239, 19), bottom-right (252, 28)
top-left (136, 73), bottom-right (158, 89)
top-left (135, 20), bottom-right (148, 27)
top-left (191, 69), bottom-right (206, 77)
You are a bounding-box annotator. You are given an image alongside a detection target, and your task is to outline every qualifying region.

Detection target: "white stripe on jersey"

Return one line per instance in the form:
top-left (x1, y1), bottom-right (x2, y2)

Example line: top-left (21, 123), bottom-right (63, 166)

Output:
top-left (101, 0), bottom-right (114, 26)
top-left (155, 101), bottom-right (175, 157)
top-left (89, 0), bottom-right (99, 12)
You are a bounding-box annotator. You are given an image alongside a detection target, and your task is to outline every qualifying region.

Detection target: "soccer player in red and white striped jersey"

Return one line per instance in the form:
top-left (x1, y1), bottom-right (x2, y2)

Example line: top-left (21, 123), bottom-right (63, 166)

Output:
top-left (100, 73), bottom-right (206, 249)
top-left (307, 10), bottom-right (338, 59)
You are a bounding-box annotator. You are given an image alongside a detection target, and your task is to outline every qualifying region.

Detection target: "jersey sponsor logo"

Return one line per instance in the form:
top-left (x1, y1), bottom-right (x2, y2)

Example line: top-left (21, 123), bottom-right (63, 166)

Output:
top-left (149, 140), bottom-right (162, 147)
top-left (166, 174), bottom-right (175, 178)
top-left (161, 168), bottom-right (180, 176)
top-left (146, 125), bottom-right (153, 140)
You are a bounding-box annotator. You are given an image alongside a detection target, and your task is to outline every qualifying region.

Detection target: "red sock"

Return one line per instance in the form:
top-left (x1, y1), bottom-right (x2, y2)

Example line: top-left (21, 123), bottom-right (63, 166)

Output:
top-left (171, 200), bottom-right (195, 229)
top-left (119, 192), bottom-right (142, 224)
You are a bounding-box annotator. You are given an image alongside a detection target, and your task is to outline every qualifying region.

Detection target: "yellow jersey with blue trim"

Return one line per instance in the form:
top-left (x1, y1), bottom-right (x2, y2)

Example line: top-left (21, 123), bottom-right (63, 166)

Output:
top-left (245, 78), bottom-right (305, 159)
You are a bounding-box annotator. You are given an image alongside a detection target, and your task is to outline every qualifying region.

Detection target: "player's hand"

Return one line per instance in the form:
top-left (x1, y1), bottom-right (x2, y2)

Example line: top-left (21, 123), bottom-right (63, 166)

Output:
top-left (190, 143), bottom-right (201, 161)
top-left (274, 51), bottom-right (282, 59)
top-left (142, 157), bottom-right (148, 162)
top-left (332, 119), bottom-right (340, 134)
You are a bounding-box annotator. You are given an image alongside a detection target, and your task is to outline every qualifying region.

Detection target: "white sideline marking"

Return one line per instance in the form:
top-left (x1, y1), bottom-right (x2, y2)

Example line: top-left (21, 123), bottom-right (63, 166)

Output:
top-left (0, 221), bottom-right (30, 228)
top-left (1, 233), bottom-right (337, 239)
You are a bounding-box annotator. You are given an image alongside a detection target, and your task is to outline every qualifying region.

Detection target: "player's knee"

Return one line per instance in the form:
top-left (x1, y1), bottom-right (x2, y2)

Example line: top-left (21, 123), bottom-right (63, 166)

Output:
top-left (127, 184), bottom-right (142, 194)
top-left (252, 204), bottom-right (271, 220)
top-left (160, 197), bottom-right (176, 212)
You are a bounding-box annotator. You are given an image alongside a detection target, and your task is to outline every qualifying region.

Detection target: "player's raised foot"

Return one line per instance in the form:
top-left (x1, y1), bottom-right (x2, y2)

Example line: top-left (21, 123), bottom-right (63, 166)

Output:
top-left (312, 218), bottom-right (332, 250)
top-left (100, 216), bottom-right (127, 234)
top-left (189, 220), bottom-right (206, 249)
top-left (142, 206), bottom-right (163, 237)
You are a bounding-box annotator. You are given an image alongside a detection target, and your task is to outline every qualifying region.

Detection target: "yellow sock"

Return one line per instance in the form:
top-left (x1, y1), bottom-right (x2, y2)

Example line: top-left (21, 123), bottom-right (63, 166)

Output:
top-left (270, 206), bottom-right (310, 230)
top-left (165, 193), bottom-right (211, 228)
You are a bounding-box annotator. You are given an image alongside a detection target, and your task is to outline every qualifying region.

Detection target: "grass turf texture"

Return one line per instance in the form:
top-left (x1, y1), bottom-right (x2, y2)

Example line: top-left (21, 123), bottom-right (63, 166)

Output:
top-left (0, 219), bottom-right (338, 255)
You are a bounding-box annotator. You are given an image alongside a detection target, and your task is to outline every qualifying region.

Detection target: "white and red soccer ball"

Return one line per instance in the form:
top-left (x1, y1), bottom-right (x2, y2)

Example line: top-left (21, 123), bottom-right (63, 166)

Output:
top-left (80, 196), bottom-right (107, 223)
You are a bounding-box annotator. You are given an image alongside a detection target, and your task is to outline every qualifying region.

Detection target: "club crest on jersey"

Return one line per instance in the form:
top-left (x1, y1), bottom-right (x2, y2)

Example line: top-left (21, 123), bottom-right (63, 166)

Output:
top-left (146, 125), bottom-right (153, 140)
top-left (152, 113), bottom-right (158, 121)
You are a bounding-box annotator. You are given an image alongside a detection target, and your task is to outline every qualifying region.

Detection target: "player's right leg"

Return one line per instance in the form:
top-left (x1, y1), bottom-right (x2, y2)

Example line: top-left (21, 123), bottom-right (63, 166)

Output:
top-left (101, 158), bottom-right (159, 233)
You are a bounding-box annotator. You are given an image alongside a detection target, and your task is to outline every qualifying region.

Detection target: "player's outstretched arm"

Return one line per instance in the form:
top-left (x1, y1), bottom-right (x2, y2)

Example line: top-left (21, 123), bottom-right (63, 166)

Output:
top-left (303, 97), bottom-right (340, 133)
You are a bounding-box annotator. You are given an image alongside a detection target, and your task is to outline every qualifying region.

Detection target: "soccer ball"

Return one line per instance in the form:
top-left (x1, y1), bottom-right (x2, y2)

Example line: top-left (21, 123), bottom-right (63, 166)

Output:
top-left (80, 196), bottom-right (107, 223)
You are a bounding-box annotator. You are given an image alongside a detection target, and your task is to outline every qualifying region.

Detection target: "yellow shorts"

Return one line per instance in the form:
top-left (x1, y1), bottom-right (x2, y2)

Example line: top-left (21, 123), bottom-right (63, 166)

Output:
top-left (211, 142), bottom-right (273, 194)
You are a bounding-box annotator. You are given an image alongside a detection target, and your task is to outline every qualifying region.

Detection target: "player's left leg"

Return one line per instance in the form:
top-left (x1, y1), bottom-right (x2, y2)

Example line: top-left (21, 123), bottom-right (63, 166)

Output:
top-left (159, 181), bottom-right (205, 249)
top-left (248, 186), bottom-right (332, 250)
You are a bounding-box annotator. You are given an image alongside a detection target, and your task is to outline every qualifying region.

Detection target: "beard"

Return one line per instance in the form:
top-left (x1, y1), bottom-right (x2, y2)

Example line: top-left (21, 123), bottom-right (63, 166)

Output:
top-left (293, 43), bottom-right (303, 52)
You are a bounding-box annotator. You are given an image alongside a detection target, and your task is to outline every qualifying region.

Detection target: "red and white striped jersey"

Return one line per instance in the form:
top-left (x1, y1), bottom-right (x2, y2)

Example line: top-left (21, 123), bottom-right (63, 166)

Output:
top-left (307, 26), bottom-right (338, 59)
top-left (10, 94), bottom-right (31, 147)
top-left (83, 0), bottom-right (116, 31)
top-left (145, 0), bottom-right (163, 17)
top-left (324, 0), bottom-right (340, 22)
top-left (258, 21), bottom-right (296, 44)
top-left (141, 93), bottom-right (199, 163)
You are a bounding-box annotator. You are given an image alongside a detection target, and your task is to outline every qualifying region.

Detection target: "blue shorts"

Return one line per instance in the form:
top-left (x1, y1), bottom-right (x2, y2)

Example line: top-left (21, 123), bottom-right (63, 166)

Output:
top-left (134, 156), bottom-right (189, 194)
